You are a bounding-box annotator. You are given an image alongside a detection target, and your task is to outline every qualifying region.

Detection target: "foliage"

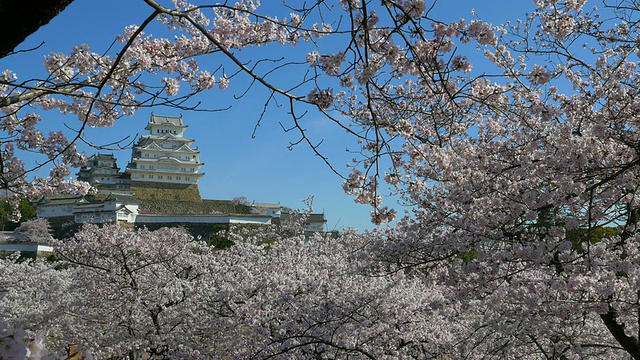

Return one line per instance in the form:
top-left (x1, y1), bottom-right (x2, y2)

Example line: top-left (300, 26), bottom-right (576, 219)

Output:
top-left (136, 222), bottom-right (236, 249)
top-left (566, 226), bottom-right (620, 251)
top-left (18, 200), bottom-right (36, 222)
top-left (45, 216), bottom-right (80, 240)
top-left (203, 223), bottom-right (235, 249)
top-left (0, 199), bottom-right (36, 231)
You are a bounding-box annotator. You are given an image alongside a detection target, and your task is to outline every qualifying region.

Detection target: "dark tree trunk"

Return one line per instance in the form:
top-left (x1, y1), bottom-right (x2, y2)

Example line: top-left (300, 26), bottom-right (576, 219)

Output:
top-left (600, 306), bottom-right (640, 359)
top-left (0, 0), bottom-right (74, 59)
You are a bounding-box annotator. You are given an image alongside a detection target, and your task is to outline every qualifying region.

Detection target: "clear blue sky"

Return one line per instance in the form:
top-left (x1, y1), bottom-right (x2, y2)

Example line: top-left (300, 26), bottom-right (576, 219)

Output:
top-left (0, 0), bottom-right (527, 231)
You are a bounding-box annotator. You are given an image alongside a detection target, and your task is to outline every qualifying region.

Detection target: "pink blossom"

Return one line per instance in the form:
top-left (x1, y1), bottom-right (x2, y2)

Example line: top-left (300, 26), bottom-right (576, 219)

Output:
top-left (307, 88), bottom-right (334, 109)
top-left (162, 77), bottom-right (180, 96)
top-left (528, 64), bottom-right (553, 85)
top-left (468, 20), bottom-right (498, 46)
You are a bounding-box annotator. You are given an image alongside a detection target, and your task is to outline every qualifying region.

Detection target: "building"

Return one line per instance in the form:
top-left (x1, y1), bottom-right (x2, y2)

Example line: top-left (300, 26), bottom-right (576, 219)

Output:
top-left (36, 193), bottom-right (140, 224)
top-left (135, 213), bottom-right (272, 225)
top-left (76, 153), bottom-right (130, 190)
top-left (0, 241), bottom-right (54, 259)
top-left (279, 211), bottom-right (327, 236)
top-left (126, 114), bottom-right (205, 185)
top-left (35, 196), bottom-right (80, 218)
top-left (73, 193), bottom-right (140, 224)
top-left (305, 213), bottom-right (328, 233)
top-left (251, 202), bottom-right (284, 217)
top-left (37, 113), bottom-right (331, 236)
top-left (35, 194), bottom-right (274, 226)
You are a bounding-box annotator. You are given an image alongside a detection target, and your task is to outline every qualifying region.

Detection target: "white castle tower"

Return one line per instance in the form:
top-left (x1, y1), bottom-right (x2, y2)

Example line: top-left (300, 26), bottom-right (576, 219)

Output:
top-left (125, 114), bottom-right (205, 184)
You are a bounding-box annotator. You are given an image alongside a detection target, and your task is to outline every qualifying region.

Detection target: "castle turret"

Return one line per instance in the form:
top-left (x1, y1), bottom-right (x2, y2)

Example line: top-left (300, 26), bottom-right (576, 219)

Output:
top-left (77, 153), bottom-right (130, 190)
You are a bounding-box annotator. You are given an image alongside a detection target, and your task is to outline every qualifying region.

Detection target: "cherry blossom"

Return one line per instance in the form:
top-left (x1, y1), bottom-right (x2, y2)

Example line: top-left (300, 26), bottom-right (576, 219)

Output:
top-left (0, 223), bottom-right (462, 359)
top-left (12, 218), bottom-right (54, 244)
top-left (3, 0), bottom-right (640, 358)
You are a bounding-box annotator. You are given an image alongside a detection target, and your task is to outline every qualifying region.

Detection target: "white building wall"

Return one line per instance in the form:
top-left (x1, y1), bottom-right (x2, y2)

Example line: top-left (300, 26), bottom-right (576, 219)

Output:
top-left (74, 212), bottom-right (117, 223)
top-left (0, 243), bottom-right (54, 252)
top-left (307, 222), bottom-right (325, 232)
top-left (129, 173), bottom-right (199, 184)
top-left (116, 205), bottom-right (139, 223)
top-left (136, 214), bottom-right (272, 225)
top-left (36, 203), bottom-right (76, 218)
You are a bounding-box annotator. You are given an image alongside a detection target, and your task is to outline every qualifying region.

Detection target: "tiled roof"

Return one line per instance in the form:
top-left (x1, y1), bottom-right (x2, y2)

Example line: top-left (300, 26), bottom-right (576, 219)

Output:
top-left (36, 197), bottom-right (82, 205)
top-left (148, 114), bottom-right (186, 127)
top-left (252, 202), bottom-right (281, 208)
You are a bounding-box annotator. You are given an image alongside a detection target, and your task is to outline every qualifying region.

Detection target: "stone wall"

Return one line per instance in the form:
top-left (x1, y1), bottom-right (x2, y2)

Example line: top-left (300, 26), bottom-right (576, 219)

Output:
top-left (130, 181), bottom-right (202, 202)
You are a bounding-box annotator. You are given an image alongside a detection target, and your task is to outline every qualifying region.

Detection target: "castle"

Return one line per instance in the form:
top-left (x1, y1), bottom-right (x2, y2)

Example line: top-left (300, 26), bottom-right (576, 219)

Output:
top-left (36, 114), bottom-right (327, 233)
top-left (127, 114), bottom-right (205, 185)
top-left (76, 114), bottom-right (205, 190)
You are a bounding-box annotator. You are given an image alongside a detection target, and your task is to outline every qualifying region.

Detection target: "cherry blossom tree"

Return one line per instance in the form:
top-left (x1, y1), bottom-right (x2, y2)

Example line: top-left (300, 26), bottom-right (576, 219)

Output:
top-left (12, 218), bottom-right (54, 244)
top-left (0, 251), bottom-right (75, 359)
top-left (327, 0), bottom-right (640, 358)
top-left (4, 0), bottom-right (640, 358)
top-left (0, 319), bottom-right (58, 360)
top-left (52, 224), bottom-right (229, 358)
top-left (230, 195), bottom-right (250, 205)
top-left (0, 224), bottom-right (463, 359)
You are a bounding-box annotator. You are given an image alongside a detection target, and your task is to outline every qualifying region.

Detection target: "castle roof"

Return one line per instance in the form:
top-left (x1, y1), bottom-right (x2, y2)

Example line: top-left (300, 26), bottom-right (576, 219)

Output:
top-left (36, 196), bottom-right (83, 206)
top-left (137, 134), bottom-right (195, 145)
top-left (145, 114), bottom-right (187, 130)
top-left (252, 202), bottom-right (281, 209)
top-left (130, 156), bottom-right (205, 167)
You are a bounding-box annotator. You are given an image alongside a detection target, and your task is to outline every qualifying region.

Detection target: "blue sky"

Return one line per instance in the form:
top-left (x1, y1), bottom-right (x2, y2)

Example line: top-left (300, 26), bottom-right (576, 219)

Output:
top-left (0, 0), bottom-right (530, 231)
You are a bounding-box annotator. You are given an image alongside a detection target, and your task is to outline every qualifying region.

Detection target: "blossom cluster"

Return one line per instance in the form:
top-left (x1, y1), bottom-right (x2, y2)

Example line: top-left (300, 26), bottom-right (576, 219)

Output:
top-left (0, 224), bottom-right (461, 359)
